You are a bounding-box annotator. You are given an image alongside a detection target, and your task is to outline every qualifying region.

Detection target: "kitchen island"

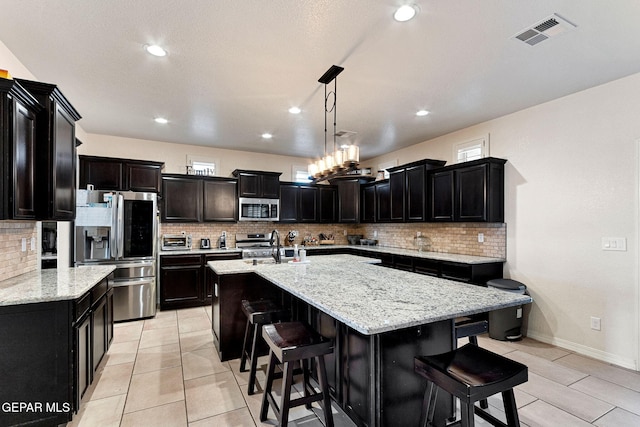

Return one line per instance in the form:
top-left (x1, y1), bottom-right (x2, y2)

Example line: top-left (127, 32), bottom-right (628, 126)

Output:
top-left (208, 254), bottom-right (531, 427)
top-left (0, 265), bottom-right (116, 427)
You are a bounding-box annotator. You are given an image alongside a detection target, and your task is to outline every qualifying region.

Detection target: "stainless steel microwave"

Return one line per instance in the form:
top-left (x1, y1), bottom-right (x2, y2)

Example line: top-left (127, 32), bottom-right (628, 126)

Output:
top-left (239, 198), bottom-right (279, 221)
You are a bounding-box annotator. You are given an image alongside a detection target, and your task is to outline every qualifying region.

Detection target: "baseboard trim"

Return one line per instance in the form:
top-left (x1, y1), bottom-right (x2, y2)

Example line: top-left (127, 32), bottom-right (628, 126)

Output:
top-left (526, 331), bottom-right (638, 371)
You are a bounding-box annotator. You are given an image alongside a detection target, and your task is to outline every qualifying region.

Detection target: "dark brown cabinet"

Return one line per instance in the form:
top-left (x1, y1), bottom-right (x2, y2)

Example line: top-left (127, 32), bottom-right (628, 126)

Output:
top-left (336, 179), bottom-right (360, 223)
top-left (360, 183), bottom-right (376, 223)
top-left (318, 185), bottom-right (337, 223)
top-left (16, 79), bottom-right (81, 220)
top-left (279, 182), bottom-right (318, 223)
top-left (429, 157), bottom-right (506, 222)
top-left (233, 169), bottom-right (281, 198)
top-left (0, 79), bottom-right (41, 220)
top-left (376, 180), bottom-right (391, 222)
top-left (79, 155), bottom-right (164, 193)
top-left (388, 159), bottom-right (447, 222)
top-left (160, 252), bottom-right (242, 310)
top-left (161, 174), bottom-right (237, 223)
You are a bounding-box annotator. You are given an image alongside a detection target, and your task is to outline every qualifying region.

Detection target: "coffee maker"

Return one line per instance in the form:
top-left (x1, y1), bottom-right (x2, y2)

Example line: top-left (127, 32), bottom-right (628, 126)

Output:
top-left (219, 231), bottom-right (227, 249)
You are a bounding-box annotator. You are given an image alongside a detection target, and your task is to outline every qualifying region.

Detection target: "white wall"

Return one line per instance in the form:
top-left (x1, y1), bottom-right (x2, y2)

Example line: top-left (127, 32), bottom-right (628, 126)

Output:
top-left (365, 73), bottom-right (640, 369)
top-left (77, 133), bottom-right (310, 181)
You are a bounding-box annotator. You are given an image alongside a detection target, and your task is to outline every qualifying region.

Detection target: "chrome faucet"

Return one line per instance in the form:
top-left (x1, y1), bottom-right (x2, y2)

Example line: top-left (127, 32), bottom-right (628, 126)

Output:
top-left (270, 229), bottom-right (281, 264)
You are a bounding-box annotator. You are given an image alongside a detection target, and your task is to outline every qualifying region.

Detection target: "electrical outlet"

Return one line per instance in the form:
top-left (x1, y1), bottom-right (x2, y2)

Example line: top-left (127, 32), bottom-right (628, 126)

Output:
top-left (30, 237), bottom-right (36, 251)
top-left (478, 233), bottom-right (484, 243)
top-left (602, 237), bottom-right (626, 251)
top-left (343, 229), bottom-right (347, 236)
top-left (21, 238), bottom-right (27, 252)
top-left (590, 316), bottom-right (601, 331)
top-left (373, 230), bottom-right (378, 238)
top-left (417, 231), bottom-right (421, 237)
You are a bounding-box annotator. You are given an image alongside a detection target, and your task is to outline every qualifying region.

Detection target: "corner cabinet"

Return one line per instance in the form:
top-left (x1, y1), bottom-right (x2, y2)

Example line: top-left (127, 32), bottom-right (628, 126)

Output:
top-left (16, 79), bottom-right (81, 220)
top-left (232, 169), bottom-right (281, 198)
top-left (79, 155), bottom-right (164, 193)
top-left (429, 157), bottom-right (506, 222)
top-left (0, 79), bottom-right (41, 220)
top-left (161, 174), bottom-right (237, 223)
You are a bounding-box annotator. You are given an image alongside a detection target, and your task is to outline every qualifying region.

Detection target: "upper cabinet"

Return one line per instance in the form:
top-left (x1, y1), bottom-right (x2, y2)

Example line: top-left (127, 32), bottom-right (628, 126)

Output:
top-left (336, 179), bottom-right (360, 223)
top-left (279, 183), bottom-right (321, 223)
top-left (429, 157), bottom-right (506, 222)
top-left (16, 79), bottom-right (81, 220)
top-left (79, 155), bottom-right (164, 193)
top-left (232, 169), bottom-right (281, 198)
top-left (161, 174), bottom-right (237, 223)
top-left (387, 159), bottom-right (446, 222)
top-left (0, 79), bottom-right (41, 220)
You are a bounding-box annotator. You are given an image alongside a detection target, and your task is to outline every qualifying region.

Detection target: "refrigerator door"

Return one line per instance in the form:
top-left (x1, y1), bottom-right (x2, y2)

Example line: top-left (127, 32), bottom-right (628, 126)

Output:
top-left (116, 192), bottom-right (157, 260)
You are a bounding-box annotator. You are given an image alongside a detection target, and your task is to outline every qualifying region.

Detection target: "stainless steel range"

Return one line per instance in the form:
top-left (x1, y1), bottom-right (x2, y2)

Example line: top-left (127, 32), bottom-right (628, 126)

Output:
top-left (236, 233), bottom-right (273, 258)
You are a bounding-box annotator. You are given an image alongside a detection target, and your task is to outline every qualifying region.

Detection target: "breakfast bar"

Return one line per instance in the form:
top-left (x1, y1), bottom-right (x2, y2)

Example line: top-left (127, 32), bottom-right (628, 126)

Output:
top-left (208, 254), bottom-right (532, 427)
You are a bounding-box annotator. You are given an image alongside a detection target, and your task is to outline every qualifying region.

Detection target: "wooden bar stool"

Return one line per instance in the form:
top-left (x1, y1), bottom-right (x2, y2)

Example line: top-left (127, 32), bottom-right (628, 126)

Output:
top-left (239, 299), bottom-right (288, 395)
top-left (414, 343), bottom-right (528, 427)
top-left (259, 321), bottom-right (334, 427)
top-left (455, 315), bottom-right (489, 409)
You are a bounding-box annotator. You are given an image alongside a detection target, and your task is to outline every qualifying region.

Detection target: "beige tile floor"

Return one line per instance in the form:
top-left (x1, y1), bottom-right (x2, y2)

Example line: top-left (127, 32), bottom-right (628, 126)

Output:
top-left (67, 307), bottom-right (640, 426)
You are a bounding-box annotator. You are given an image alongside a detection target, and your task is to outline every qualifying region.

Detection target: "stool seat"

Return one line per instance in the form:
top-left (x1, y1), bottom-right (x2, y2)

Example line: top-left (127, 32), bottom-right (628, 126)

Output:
top-left (239, 299), bottom-right (288, 395)
top-left (415, 343), bottom-right (528, 427)
top-left (260, 321), bottom-right (334, 427)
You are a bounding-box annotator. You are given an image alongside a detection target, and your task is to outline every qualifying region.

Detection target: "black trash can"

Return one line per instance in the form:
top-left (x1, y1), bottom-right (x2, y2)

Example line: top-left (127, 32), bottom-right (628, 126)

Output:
top-left (487, 278), bottom-right (527, 341)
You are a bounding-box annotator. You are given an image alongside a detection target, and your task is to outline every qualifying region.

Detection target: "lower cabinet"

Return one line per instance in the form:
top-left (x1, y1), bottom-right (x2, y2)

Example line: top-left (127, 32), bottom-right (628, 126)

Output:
top-left (0, 276), bottom-right (113, 427)
top-left (161, 252), bottom-right (242, 310)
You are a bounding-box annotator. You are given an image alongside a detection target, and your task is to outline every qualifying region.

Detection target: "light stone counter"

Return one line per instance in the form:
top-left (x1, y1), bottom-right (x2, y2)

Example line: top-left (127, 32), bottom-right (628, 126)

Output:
top-left (208, 254), bottom-right (530, 335)
top-left (304, 244), bottom-right (505, 264)
top-left (159, 248), bottom-right (243, 256)
top-left (0, 265), bottom-right (116, 306)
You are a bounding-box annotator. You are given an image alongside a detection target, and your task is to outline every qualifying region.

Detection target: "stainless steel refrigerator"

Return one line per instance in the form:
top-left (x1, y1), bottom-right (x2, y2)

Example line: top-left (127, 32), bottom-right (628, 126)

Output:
top-left (75, 190), bottom-right (157, 321)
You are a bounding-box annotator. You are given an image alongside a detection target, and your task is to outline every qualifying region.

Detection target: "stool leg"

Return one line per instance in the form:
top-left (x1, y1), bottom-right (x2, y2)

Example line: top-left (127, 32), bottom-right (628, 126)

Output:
top-left (247, 322), bottom-right (261, 395)
top-left (260, 351), bottom-right (278, 422)
top-left (239, 318), bottom-right (251, 372)
top-left (302, 358), bottom-right (312, 410)
top-left (316, 355), bottom-right (334, 427)
top-left (460, 401), bottom-right (475, 427)
top-left (502, 389), bottom-right (520, 427)
top-left (420, 381), bottom-right (438, 427)
top-left (279, 361), bottom-right (295, 427)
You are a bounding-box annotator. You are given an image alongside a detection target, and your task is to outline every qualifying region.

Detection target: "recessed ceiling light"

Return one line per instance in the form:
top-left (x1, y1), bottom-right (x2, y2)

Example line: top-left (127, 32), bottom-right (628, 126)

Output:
top-left (154, 117), bottom-right (169, 124)
top-left (394, 5), bottom-right (417, 22)
top-left (416, 109), bottom-right (430, 116)
top-left (288, 106), bottom-right (301, 114)
top-left (261, 133), bottom-right (273, 139)
top-left (145, 44), bottom-right (167, 57)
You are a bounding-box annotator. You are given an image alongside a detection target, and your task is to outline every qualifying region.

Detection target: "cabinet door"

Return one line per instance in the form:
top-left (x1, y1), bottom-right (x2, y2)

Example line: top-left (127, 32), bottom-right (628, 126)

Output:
top-left (161, 176), bottom-right (202, 222)
top-left (203, 179), bottom-right (238, 222)
top-left (13, 101), bottom-right (37, 219)
top-left (51, 103), bottom-right (76, 219)
top-left (389, 169), bottom-right (405, 221)
top-left (92, 296), bottom-right (107, 372)
top-left (456, 163), bottom-right (487, 221)
top-left (405, 164), bottom-right (426, 221)
top-left (238, 172), bottom-right (261, 197)
top-left (429, 170), bottom-right (454, 221)
top-left (279, 184), bottom-right (299, 222)
top-left (75, 314), bottom-right (91, 410)
top-left (106, 288), bottom-right (114, 348)
top-left (376, 181), bottom-right (391, 222)
top-left (319, 185), bottom-right (337, 223)
top-left (80, 157), bottom-right (123, 191)
top-left (126, 162), bottom-right (162, 192)
top-left (261, 174), bottom-right (281, 198)
top-left (337, 180), bottom-right (359, 223)
top-left (298, 185), bottom-right (318, 222)
top-left (160, 256), bottom-right (203, 309)
top-left (360, 184), bottom-right (376, 223)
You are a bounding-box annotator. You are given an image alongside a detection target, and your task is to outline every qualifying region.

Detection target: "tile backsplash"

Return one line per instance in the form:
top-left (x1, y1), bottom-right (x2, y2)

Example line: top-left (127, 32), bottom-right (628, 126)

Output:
top-left (160, 222), bottom-right (506, 258)
top-left (0, 221), bottom-right (38, 281)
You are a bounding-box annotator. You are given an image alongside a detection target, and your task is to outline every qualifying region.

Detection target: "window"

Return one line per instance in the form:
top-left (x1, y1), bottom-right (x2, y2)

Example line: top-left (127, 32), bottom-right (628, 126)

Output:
top-left (292, 165), bottom-right (312, 183)
top-left (454, 135), bottom-right (489, 163)
top-left (186, 155), bottom-right (219, 176)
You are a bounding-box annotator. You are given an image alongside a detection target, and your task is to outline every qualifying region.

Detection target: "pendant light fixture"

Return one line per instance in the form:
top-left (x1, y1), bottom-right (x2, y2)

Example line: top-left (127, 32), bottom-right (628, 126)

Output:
top-left (309, 65), bottom-right (360, 181)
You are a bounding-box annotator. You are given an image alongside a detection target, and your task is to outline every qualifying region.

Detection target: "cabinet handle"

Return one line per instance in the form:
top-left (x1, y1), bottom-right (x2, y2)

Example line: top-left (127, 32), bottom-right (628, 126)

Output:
top-left (214, 283), bottom-right (218, 297)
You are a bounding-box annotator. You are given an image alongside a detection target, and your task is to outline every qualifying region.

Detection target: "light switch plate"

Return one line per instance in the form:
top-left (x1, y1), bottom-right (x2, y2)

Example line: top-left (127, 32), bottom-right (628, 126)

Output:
top-left (602, 237), bottom-right (627, 251)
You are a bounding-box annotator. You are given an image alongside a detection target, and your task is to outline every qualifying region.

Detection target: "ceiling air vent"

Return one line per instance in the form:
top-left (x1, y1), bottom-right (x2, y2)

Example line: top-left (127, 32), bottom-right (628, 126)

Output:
top-left (513, 13), bottom-right (577, 46)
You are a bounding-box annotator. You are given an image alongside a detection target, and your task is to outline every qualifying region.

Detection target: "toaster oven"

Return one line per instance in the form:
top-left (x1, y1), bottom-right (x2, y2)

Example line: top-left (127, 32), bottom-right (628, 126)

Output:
top-left (161, 233), bottom-right (192, 251)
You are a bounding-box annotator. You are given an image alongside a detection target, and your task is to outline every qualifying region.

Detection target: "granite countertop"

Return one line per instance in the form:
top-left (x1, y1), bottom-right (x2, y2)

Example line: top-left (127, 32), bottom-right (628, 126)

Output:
top-left (159, 248), bottom-right (243, 256)
top-left (208, 254), bottom-right (531, 335)
top-left (0, 265), bottom-right (116, 306)
top-left (304, 245), bottom-right (505, 264)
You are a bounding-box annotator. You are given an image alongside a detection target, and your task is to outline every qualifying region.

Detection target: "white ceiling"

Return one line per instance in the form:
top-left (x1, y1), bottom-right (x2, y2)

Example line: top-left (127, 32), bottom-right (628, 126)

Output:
top-left (1, 1), bottom-right (640, 161)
